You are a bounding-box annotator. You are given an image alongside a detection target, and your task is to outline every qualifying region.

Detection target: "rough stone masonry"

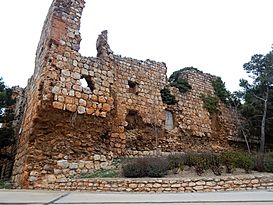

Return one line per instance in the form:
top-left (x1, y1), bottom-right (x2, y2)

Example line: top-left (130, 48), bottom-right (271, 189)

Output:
top-left (11, 0), bottom-right (247, 189)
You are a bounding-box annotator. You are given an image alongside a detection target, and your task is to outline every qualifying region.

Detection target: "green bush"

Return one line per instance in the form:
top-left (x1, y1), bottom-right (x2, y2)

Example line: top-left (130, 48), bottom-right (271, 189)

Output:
top-left (160, 88), bottom-right (177, 105)
top-left (146, 158), bottom-right (169, 177)
top-left (122, 157), bottom-right (168, 178)
top-left (201, 95), bottom-right (219, 114)
top-left (122, 158), bottom-right (147, 178)
top-left (0, 180), bottom-right (11, 189)
top-left (236, 152), bottom-right (255, 173)
top-left (167, 154), bottom-right (184, 170)
top-left (220, 151), bottom-right (255, 173)
top-left (220, 152), bottom-right (238, 173)
top-left (183, 153), bottom-right (211, 176)
top-left (264, 153), bottom-right (273, 173)
top-left (80, 169), bottom-right (118, 178)
top-left (169, 68), bottom-right (192, 93)
top-left (170, 79), bottom-right (192, 93)
top-left (206, 153), bottom-right (223, 176)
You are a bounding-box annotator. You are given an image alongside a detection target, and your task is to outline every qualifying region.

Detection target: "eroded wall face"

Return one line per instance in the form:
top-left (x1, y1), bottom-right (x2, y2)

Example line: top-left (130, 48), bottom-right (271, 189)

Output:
top-left (11, 0), bottom-right (168, 188)
top-left (12, 0), bottom-right (87, 188)
top-left (161, 71), bottom-right (239, 152)
top-left (12, 0), bottom-right (242, 189)
top-left (125, 71), bottom-right (240, 156)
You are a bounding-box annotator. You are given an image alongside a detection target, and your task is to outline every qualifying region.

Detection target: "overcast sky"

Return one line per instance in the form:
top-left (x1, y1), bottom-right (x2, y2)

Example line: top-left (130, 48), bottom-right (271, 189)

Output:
top-left (0, 0), bottom-right (273, 91)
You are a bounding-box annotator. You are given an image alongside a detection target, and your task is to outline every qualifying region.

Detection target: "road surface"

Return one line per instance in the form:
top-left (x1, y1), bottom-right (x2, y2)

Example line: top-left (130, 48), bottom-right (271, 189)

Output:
top-left (0, 189), bottom-right (273, 204)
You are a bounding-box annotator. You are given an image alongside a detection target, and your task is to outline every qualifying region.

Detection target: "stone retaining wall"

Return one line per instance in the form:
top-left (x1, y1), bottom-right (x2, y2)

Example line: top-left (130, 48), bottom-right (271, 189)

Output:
top-left (35, 174), bottom-right (273, 192)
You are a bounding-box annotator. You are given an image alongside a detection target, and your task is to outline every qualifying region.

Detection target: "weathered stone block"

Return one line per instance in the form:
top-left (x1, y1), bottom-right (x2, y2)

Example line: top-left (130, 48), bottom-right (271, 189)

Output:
top-left (94, 154), bottom-right (100, 161)
top-left (52, 86), bottom-right (61, 94)
top-left (102, 103), bottom-right (111, 112)
top-left (77, 106), bottom-right (86, 114)
top-left (98, 96), bottom-right (106, 103)
top-left (57, 160), bottom-right (69, 169)
top-left (29, 176), bottom-right (37, 182)
top-left (79, 99), bottom-right (87, 106)
top-left (53, 102), bottom-right (64, 110)
top-left (69, 163), bottom-right (79, 170)
top-left (66, 104), bottom-right (77, 112)
top-left (47, 175), bottom-right (57, 183)
top-left (62, 70), bottom-right (71, 77)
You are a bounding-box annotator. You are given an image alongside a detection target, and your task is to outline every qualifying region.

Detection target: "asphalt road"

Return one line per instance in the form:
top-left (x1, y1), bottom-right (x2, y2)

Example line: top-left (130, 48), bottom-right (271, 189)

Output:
top-left (0, 189), bottom-right (273, 205)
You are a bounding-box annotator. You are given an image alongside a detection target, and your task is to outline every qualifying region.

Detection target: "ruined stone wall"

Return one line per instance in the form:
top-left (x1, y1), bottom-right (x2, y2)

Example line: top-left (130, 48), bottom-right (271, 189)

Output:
top-left (12, 0), bottom-right (87, 188)
top-left (125, 70), bottom-right (241, 156)
top-left (11, 0), bottom-right (167, 188)
top-left (164, 70), bottom-right (239, 152)
top-left (12, 0), bottom-right (244, 189)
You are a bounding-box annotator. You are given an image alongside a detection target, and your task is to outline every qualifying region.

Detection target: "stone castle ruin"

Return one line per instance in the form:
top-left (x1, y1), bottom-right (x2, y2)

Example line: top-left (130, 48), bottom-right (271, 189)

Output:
top-left (5, 0), bottom-right (253, 188)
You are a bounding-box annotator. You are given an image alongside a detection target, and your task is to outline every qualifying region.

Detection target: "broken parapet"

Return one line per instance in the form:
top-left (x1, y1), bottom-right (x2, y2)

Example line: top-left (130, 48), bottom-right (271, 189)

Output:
top-left (96, 30), bottom-right (113, 58)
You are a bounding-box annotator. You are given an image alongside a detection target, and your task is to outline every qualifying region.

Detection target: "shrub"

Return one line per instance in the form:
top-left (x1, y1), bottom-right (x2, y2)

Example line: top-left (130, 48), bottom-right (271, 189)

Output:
top-left (122, 158), bottom-right (147, 178)
top-left (220, 151), bottom-right (255, 173)
top-left (170, 79), bottom-right (192, 93)
top-left (169, 68), bottom-right (192, 93)
top-left (220, 152), bottom-right (237, 173)
top-left (201, 95), bottom-right (219, 114)
top-left (146, 158), bottom-right (169, 177)
top-left (80, 169), bottom-right (118, 178)
top-left (160, 88), bottom-right (177, 105)
top-left (183, 153), bottom-right (211, 176)
top-left (255, 154), bottom-right (265, 172)
top-left (235, 152), bottom-right (255, 173)
top-left (122, 157), bottom-right (168, 178)
top-left (167, 154), bottom-right (184, 170)
top-left (207, 153), bottom-right (223, 176)
top-left (264, 153), bottom-right (273, 173)
top-left (0, 180), bottom-right (11, 189)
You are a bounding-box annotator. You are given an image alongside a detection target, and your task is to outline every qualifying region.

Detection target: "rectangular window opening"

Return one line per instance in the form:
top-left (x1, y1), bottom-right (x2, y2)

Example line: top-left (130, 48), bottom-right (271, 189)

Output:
top-left (165, 110), bottom-right (174, 130)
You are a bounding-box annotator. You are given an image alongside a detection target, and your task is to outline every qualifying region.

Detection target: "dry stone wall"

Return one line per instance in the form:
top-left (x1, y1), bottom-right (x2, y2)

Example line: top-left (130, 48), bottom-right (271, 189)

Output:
top-left (12, 0), bottom-right (246, 189)
top-left (31, 174), bottom-right (273, 192)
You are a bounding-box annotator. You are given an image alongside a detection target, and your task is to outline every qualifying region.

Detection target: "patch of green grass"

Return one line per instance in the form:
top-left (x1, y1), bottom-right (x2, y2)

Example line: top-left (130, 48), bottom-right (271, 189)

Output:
top-left (0, 180), bottom-right (12, 189)
top-left (80, 169), bottom-right (118, 178)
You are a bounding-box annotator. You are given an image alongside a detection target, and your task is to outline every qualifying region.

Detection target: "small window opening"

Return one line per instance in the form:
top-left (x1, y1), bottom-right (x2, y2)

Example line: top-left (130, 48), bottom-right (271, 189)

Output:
top-left (80, 75), bottom-right (94, 92)
top-left (165, 110), bottom-right (174, 130)
top-left (128, 80), bottom-right (137, 94)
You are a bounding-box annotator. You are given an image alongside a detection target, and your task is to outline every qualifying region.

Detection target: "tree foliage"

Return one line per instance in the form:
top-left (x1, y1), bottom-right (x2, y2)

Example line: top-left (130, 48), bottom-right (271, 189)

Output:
top-left (239, 46), bottom-right (273, 153)
top-left (0, 78), bottom-right (15, 148)
top-left (212, 77), bottom-right (230, 104)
